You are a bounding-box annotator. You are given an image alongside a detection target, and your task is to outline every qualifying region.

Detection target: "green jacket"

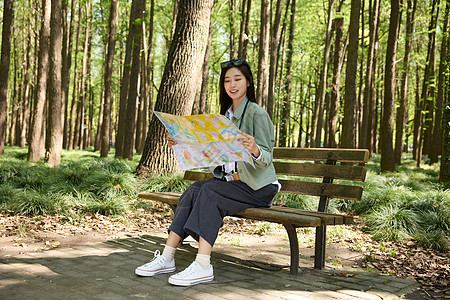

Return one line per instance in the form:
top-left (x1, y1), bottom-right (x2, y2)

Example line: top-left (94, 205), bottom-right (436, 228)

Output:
top-left (216, 98), bottom-right (278, 191)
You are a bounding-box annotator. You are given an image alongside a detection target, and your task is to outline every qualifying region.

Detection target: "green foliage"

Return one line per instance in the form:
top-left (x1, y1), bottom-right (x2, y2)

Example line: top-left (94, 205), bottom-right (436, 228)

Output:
top-left (340, 154), bottom-right (449, 251)
top-left (0, 147), bottom-right (136, 217)
top-left (365, 204), bottom-right (418, 242)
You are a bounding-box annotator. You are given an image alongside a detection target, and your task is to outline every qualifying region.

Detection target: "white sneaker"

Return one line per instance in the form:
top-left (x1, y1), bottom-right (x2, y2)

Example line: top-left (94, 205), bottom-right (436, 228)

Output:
top-left (168, 261), bottom-right (213, 286)
top-left (135, 250), bottom-right (176, 277)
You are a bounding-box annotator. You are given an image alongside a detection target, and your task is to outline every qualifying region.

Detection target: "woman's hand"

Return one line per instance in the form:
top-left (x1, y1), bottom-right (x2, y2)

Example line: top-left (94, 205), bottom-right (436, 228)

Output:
top-left (239, 132), bottom-right (260, 158)
top-left (166, 132), bottom-right (177, 149)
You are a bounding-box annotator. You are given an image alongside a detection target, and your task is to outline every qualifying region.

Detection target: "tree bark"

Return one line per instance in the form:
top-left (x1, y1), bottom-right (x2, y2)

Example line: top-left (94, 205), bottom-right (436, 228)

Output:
top-left (0, 0), bottom-right (14, 154)
top-left (256, 0), bottom-right (270, 109)
top-left (62, 0), bottom-right (76, 149)
top-left (267, 0), bottom-right (285, 119)
top-left (432, 0), bottom-right (449, 164)
top-left (395, 0), bottom-right (417, 164)
top-left (115, 0), bottom-right (138, 158)
top-left (46, 0), bottom-right (63, 167)
top-left (380, 0), bottom-right (402, 172)
top-left (137, 0), bottom-right (213, 175)
top-left (414, 0), bottom-right (439, 166)
top-left (279, 0), bottom-right (295, 147)
top-left (311, 0), bottom-right (335, 148)
top-left (328, 0), bottom-right (345, 148)
top-left (193, 1), bottom-right (214, 115)
top-left (123, 0), bottom-right (146, 160)
top-left (28, 0), bottom-right (51, 161)
top-left (341, 0), bottom-right (361, 149)
top-left (100, 0), bottom-right (119, 157)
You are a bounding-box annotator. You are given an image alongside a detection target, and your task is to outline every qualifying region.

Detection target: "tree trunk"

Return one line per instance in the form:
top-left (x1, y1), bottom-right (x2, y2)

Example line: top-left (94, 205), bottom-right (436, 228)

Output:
top-left (432, 0), bottom-right (449, 164)
top-left (395, 0), bottom-right (417, 165)
top-left (228, 0), bottom-right (236, 59)
top-left (328, 0), bottom-right (345, 148)
top-left (136, 0), bottom-right (213, 176)
top-left (256, 0), bottom-right (270, 109)
top-left (46, 0), bottom-right (63, 167)
top-left (68, 5), bottom-right (82, 151)
top-left (422, 3), bottom-right (439, 160)
top-left (279, 0), bottom-right (295, 147)
top-left (380, 0), bottom-right (402, 172)
top-left (194, 1), bottom-right (214, 115)
top-left (62, 0), bottom-right (76, 149)
top-left (0, 0), bottom-right (14, 154)
top-left (115, 0), bottom-right (138, 158)
top-left (100, 0), bottom-right (119, 157)
top-left (28, 0), bottom-right (51, 161)
top-left (311, 0), bottom-right (335, 148)
top-left (415, 0), bottom-right (439, 166)
top-left (341, 0), bottom-right (361, 149)
top-left (267, 0), bottom-right (285, 119)
top-left (123, 0), bottom-right (146, 160)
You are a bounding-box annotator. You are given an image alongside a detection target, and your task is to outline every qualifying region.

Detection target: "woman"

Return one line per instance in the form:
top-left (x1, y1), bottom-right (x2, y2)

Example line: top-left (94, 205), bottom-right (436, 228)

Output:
top-left (135, 59), bottom-right (280, 286)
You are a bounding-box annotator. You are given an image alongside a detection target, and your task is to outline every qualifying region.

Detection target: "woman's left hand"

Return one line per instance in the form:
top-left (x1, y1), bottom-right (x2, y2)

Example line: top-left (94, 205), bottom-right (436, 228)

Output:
top-left (239, 132), bottom-right (260, 158)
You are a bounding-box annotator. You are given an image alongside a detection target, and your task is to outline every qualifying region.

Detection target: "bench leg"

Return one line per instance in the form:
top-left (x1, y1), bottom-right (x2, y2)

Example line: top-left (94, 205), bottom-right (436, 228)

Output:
top-left (283, 224), bottom-right (299, 275)
top-left (314, 225), bottom-right (326, 269)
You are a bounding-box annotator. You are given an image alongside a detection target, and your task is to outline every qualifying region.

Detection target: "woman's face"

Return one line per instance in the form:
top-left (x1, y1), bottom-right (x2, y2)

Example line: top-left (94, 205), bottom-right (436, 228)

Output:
top-left (224, 67), bottom-right (249, 104)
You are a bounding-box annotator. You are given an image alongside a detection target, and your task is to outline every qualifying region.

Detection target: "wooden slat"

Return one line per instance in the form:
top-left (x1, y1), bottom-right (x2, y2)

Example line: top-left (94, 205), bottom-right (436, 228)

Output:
top-left (184, 170), bottom-right (213, 182)
top-left (234, 207), bottom-right (321, 227)
top-left (138, 192), bottom-right (353, 227)
top-left (274, 147), bottom-right (369, 163)
top-left (278, 179), bottom-right (363, 201)
top-left (273, 162), bottom-right (367, 181)
top-left (267, 206), bottom-right (354, 225)
top-left (138, 191), bottom-right (181, 205)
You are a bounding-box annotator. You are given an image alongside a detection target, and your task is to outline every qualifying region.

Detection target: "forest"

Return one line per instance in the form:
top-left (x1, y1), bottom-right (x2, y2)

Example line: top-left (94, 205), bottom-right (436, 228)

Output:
top-left (0, 0), bottom-right (449, 178)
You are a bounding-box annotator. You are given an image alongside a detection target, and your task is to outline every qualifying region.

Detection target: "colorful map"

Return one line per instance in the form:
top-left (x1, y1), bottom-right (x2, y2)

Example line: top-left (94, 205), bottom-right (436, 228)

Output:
top-left (154, 111), bottom-right (254, 171)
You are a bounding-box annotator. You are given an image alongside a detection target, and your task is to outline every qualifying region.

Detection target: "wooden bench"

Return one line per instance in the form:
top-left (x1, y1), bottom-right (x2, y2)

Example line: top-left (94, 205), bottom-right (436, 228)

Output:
top-left (138, 147), bottom-right (369, 275)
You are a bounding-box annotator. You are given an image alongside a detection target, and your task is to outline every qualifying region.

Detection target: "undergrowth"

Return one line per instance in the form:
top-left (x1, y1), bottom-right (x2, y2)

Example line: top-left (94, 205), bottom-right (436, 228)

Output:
top-left (0, 147), bottom-right (448, 251)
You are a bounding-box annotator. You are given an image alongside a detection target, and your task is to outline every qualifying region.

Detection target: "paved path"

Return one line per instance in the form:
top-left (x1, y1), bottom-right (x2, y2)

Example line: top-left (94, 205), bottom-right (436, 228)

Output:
top-left (0, 234), bottom-right (420, 299)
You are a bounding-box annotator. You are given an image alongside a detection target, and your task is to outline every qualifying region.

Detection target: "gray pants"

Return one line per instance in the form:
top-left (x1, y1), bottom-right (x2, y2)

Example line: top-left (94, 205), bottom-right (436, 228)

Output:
top-left (168, 178), bottom-right (278, 247)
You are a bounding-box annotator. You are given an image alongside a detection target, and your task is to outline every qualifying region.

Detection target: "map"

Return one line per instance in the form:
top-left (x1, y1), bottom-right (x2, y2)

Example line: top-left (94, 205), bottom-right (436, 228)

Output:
top-left (154, 111), bottom-right (254, 171)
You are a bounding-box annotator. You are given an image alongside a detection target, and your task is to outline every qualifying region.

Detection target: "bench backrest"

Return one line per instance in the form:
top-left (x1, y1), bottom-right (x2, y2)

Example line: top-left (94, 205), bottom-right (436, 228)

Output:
top-left (184, 147), bottom-right (369, 211)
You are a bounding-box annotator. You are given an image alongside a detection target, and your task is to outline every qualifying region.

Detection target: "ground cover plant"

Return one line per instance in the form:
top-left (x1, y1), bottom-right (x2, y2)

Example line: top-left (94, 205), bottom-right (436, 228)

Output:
top-left (0, 147), bottom-right (448, 251)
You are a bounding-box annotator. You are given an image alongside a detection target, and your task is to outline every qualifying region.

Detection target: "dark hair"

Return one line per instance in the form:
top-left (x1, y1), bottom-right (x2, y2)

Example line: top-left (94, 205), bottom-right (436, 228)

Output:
top-left (219, 59), bottom-right (256, 115)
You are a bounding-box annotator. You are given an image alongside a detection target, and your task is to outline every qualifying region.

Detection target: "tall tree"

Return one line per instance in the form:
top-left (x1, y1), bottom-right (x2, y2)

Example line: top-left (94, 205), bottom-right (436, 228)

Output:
top-left (414, 0), bottom-right (439, 166)
top-left (62, 0), bottom-right (76, 149)
top-left (432, 0), bottom-right (449, 164)
top-left (28, 0), bottom-right (51, 161)
top-left (0, 0), bottom-right (15, 154)
top-left (193, 1), bottom-right (215, 115)
top-left (100, 0), bottom-right (119, 157)
top-left (267, 0), bottom-right (285, 119)
top-left (311, 0), bottom-right (335, 148)
top-left (115, 0), bottom-right (138, 158)
top-left (123, 0), bottom-right (146, 160)
top-left (279, 0), bottom-right (295, 146)
top-left (46, 0), bottom-right (63, 167)
top-left (137, 0), bottom-right (213, 175)
top-left (238, 0), bottom-right (251, 59)
top-left (341, 0), bottom-right (361, 148)
top-left (256, 0), bottom-right (270, 109)
top-left (328, 0), bottom-right (346, 148)
top-left (394, 0), bottom-right (417, 164)
top-left (380, 0), bottom-right (402, 172)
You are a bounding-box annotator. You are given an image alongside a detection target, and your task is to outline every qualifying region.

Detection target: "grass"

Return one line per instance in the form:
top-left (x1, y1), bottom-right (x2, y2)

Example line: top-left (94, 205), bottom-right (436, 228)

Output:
top-left (0, 147), bottom-right (448, 251)
top-left (0, 146), bottom-right (140, 219)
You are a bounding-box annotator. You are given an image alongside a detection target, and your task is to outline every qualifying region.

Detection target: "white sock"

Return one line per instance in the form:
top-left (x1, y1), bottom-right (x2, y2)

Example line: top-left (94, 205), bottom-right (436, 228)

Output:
top-left (162, 245), bottom-right (176, 261)
top-left (195, 254), bottom-right (211, 269)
